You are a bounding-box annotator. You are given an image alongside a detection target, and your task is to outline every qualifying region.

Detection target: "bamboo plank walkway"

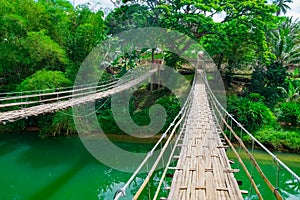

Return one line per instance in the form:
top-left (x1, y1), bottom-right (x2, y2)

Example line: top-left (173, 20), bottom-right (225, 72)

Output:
top-left (168, 79), bottom-right (243, 200)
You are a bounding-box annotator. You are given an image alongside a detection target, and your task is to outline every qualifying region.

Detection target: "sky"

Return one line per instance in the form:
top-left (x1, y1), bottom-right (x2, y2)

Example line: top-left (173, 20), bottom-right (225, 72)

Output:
top-left (286, 0), bottom-right (300, 19)
top-left (72, 0), bottom-right (114, 10)
top-left (71, 0), bottom-right (300, 20)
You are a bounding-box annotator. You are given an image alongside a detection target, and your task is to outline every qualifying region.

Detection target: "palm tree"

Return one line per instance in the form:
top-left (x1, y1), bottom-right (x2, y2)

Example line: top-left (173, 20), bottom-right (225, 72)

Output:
top-left (267, 17), bottom-right (300, 67)
top-left (273, 0), bottom-right (293, 16)
top-left (278, 80), bottom-right (300, 102)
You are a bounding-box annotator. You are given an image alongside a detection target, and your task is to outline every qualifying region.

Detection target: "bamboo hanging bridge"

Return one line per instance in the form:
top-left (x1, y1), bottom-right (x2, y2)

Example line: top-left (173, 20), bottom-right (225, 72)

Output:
top-left (0, 68), bottom-right (157, 124)
top-left (0, 62), bottom-right (299, 200)
top-left (166, 74), bottom-right (243, 200)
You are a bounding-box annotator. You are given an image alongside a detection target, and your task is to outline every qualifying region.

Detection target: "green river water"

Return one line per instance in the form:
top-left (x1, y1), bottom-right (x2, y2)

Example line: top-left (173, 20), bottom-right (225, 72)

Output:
top-left (0, 133), bottom-right (299, 200)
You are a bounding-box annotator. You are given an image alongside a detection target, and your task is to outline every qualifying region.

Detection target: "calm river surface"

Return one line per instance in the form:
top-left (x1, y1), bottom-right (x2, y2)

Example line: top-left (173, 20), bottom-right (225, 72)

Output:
top-left (0, 133), bottom-right (299, 200)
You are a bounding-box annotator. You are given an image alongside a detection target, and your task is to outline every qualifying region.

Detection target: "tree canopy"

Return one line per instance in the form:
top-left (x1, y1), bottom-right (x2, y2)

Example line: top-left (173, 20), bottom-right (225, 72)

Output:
top-left (1, 0), bottom-right (299, 138)
top-left (0, 0), bottom-right (106, 91)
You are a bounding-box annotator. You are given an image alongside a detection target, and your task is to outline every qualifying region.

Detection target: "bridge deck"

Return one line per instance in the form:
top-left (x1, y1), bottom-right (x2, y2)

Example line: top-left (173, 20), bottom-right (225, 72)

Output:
top-left (168, 83), bottom-right (243, 200)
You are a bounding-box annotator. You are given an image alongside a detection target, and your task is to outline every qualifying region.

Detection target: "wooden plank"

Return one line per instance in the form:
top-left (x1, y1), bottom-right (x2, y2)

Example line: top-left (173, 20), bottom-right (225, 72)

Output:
top-left (168, 82), bottom-right (243, 200)
top-left (223, 169), bottom-right (240, 173)
top-left (241, 190), bottom-right (249, 194)
top-left (168, 167), bottom-right (183, 170)
top-left (217, 145), bottom-right (229, 149)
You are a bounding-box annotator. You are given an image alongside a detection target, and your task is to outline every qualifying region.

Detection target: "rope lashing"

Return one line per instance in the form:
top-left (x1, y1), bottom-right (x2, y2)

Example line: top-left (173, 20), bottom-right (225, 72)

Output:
top-left (113, 188), bottom-right (126, 199)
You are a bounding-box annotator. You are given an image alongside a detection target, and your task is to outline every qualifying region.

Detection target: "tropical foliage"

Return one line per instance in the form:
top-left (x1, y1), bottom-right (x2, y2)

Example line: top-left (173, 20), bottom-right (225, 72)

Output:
top-left (227, 94), bottom-right (277, 131)
top-left (278, 80), bottom-right (300, 102)
top-left (273, 0), bottom-right (293, 16)
top-left (0, 0), bottom-right (299, 150)
top-left (251, 62), bottom-right (288, 106)
top-left (267, 17), bottom-right (300, 67)
top-left (275, 102), bottom-right (300, 126)
top-left (17, 70), bottom-right (72, 91)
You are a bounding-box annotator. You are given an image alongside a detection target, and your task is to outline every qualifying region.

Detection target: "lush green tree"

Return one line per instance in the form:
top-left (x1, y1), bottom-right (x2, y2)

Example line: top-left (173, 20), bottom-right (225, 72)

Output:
top-left (204, 1), bottom-right (278, 70)
top-left (0, 0), bottom-right (107, 90)
top-left (2, 0), bottom-right (47, 31)
top-left (105, 4), bottom-right (155, 35)
top-left (110, 0), bottom-right (279, 73)
top-left (121, 0), bottom-right (161, 24)
top-left (17, 70), bottom-right (72, 91)
top-left (202, 20), bottom-right (259, 84)
top-left (125, 0), bottom-right (277, 75)
top-left (21, 31), bottom-right (69, 72)
top-left (66, 4), bottom-right (106, 80)
top-left (0, 0), bottom-right (74, 91)
top-left (0, 0), bottom-right (46, 90)
top-left (37, 0), bottom-right (74, 47)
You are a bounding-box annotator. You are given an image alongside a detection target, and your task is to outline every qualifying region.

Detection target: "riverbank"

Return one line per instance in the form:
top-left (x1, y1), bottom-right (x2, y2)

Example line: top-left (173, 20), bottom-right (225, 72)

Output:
top-left (0, 129), bottom-right (168, 143)
top-left (2, 127), bottom-right (300, 154)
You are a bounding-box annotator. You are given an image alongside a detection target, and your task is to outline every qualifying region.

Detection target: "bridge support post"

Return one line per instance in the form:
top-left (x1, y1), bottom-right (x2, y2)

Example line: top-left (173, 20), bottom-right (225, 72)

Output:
top-left (157, 63), bottom-right (161, 89)
top-left (150, 62), bottom-right (154, 91)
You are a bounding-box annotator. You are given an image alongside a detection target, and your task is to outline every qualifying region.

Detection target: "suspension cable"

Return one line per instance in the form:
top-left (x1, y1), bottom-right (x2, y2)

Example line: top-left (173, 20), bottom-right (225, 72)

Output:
top-left (0, 78), bottom-right (117, 96)
top-left (0, 81), bottom-right (118, 108)
top-left (0, 67), bottom-right (153, 108)
top-left (201, 69), bottom-right (300, 183)
top-left (207, 83), bottom-right (283, 199)
top-left (208, 86), bottom-right (264, 199)
top-left (152, 96), bottom-right (193, 200)
top-left (114, 72), bottom-right (195, 200)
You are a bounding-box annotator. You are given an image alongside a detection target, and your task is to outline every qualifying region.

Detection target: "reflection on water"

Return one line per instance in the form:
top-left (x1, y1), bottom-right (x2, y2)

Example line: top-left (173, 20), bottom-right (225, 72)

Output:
top-left (0, 133), bottom-right (163, 200)
top-left (227, 149), bottom-right (300, 200)
top-left (0, 133), bottom-right (299, 200)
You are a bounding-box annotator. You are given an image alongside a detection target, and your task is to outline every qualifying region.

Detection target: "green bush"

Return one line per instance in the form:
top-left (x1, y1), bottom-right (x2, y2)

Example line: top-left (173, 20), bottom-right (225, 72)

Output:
top-left (227, 95), bottom-right (277, 131)
top-left (275, 102), bottom-right (300, 126)
top-left (255, 128), bottom-right (300, 152)
top-left (98, 111), bottom-right (124, 134)
top-left (249, 92), bottom-right (265, 102)
top-left (251, 62), bottom-right (287, 107)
